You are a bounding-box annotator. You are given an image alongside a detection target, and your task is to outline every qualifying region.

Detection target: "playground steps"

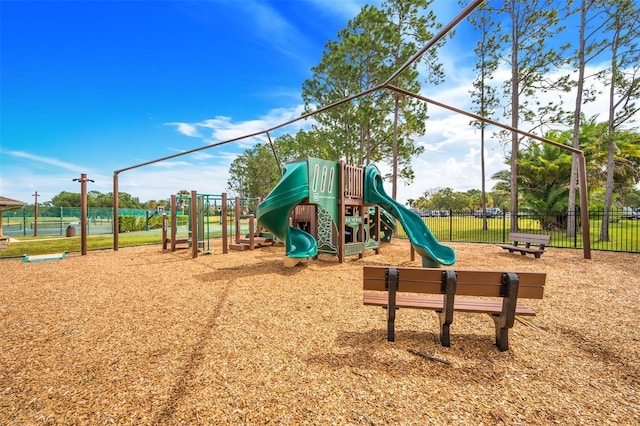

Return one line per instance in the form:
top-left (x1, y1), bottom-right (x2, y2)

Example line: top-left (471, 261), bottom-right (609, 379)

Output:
top-left (230, 243), bottom-right (250, 251)
top-left (230, 237), bottom-right (273, 251)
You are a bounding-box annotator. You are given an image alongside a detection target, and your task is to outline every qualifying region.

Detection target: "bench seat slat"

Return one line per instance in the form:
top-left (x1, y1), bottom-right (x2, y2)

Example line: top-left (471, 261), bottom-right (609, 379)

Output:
top-left (497, 244), bottom-right (545, 254)
top-left (363, 293), bottom-right (537, 316)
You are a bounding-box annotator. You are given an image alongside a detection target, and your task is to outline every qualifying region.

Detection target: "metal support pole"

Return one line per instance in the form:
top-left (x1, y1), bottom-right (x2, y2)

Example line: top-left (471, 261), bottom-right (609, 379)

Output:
top-left (32, 191), bottom-right (39, 237)
top-left (171, 195), bottom-right (177, 252)
top-left (73, 174), bottom-right (94, 255)
top-left (222, 192), bottom-right (228, 254)
top-left (113, 173), bottom-right (119, 251)
top-left (235, 197), bottom-right (241, 243)
top-left (577, 153), bottom-right (591, 259)
top-left (191, 190), bottom-right (198, 259)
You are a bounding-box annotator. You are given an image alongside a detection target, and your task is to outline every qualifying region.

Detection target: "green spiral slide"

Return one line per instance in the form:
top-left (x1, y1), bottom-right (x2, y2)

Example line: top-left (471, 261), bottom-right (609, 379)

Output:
top-left (256, 161), bottom-right (317, 259)
top-left (364, 164), bottom-right (456, 266)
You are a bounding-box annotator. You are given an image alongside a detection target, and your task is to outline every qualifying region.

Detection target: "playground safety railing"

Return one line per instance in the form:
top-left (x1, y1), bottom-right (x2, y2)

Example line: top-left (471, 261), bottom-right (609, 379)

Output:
top-left (343, 164), bottom-right (363, 200)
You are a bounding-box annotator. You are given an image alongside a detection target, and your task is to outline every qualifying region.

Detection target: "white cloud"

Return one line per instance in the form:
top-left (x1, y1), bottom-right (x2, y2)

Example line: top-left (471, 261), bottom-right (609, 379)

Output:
top-left (166, 104), bottom-right (311, 150)
top-left (236, 0), bottom-right (314, 64)
top-left (307, 0), bottom-right (368, 18)
top-left (391, 121), bottom-right (507, 206)
top-left (6, 150), bottom-right (87, 173)
top-left (151, 160), bottom-right (194, 169)
top-left (0, 165), bottom-right (112, 204)
top-left (166, 123), bottom-right (201, 138)
top-left (190, 152), bottom-right (215, 161)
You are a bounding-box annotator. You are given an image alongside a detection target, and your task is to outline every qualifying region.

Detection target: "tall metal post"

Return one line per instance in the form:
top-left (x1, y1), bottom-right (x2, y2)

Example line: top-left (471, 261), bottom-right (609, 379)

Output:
top-left (222, 192), bottom-right (228, 254)
top-left (191, 190), bottom-right (198, 259)
top-left (32, 191), bottom-right (39, 237)
top-left (73, 174), bottom-right (94, 255)
top-left (113, 173), bottom-right (119, 251)
top-left (170, 195), bottom-right (178, 252)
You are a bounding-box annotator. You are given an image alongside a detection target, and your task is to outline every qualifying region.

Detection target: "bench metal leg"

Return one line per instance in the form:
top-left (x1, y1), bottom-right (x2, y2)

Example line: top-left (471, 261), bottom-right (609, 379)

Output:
top-left (387, 311), bottom-right (396, 341)
top-left (438, 270), bottom-right (457, 347)
top-left (491, 272), bottom-right (520, 351)
top-left (386, 268), bottom-right (398, 342)
top-left (493, 320), bottom-right (510, 351)
top-left (438, 314), bottom-right (451, 347)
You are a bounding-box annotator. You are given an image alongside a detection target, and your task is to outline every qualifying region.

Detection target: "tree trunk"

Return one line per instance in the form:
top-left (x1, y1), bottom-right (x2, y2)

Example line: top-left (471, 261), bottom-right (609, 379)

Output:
top-left (481, 126), bottom-right (488, 231)
top-left (509, 17), bottom-right (519, 232)
top-left (391, 96), bottom-right (400, 200)
top-left (568, 0), bottom-right (588, 238)
top-left (600, 135), bottom-right (615, 241)
top-left (600, 11), bottom-right (622, 242)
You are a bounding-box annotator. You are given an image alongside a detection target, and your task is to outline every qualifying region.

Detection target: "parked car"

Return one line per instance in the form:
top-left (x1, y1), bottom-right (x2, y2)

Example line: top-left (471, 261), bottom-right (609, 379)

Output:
top-left (474, 207), bottom-right (502, 218)
top-left (426, 210), bottom-right (450, 217)
top-left (628, 207), bottom-right (640, 220)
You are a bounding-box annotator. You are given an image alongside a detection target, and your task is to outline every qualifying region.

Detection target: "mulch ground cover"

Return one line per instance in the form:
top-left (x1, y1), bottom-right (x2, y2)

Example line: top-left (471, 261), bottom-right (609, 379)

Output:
top-left (1, 239), bottom-right (638, 425)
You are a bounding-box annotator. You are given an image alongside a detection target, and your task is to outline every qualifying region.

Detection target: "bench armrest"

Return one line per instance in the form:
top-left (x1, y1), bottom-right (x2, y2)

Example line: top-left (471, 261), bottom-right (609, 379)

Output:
top-left (494, 272), bottom-right (519, 351)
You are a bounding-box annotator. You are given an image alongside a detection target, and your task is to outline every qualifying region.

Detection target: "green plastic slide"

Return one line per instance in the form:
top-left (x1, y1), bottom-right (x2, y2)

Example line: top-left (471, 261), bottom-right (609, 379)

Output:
top-left (256, 161), bottom-right (317, 259)
top-left (364, 164), bottom-right (456, 266)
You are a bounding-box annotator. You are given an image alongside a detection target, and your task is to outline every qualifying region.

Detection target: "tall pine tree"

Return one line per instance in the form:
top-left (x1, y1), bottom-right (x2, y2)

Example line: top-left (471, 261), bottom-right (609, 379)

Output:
top-left (466, 1), bottom-right (501, 230)
top-left (492, 0), bottom-right (567, 230)
top-left (598, 0), bottom-right (640, 241)
top-left (301, 0), bottom-right (445, 198)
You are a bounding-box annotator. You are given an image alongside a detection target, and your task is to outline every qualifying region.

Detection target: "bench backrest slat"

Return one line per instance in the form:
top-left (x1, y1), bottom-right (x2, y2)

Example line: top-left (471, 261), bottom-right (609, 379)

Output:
top-left (363, 266), bottom-right (545, 299)
top-left (363, 265), bottom-right (442, 293)
top-left (508, 232), bottom-right (550, 245)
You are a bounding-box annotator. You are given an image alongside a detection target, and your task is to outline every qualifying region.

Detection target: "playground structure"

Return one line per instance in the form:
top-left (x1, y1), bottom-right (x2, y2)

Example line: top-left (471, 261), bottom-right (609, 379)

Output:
top-left (257, 157), bottom-right (455, 267)
top-left (162, 191), bottom-right (276, 258)
top-left (162, 191), bottom-right (223, 258)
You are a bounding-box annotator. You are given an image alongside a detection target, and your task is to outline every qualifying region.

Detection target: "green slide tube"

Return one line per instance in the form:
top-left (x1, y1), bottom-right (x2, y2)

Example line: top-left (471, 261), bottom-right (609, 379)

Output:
top-left (363, 164), bottom-right (456, 266)
top-left (256, 161), bottom-right (317, 259)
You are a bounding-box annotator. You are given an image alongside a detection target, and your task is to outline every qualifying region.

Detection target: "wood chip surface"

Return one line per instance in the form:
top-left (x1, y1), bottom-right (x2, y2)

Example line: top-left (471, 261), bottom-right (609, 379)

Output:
top-left (1, 239), bottom-right (638, 424)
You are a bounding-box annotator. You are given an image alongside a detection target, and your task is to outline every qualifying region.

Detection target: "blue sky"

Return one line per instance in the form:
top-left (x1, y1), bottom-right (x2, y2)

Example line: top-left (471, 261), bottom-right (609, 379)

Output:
top-left (0, 0), bottom-right (635, 207)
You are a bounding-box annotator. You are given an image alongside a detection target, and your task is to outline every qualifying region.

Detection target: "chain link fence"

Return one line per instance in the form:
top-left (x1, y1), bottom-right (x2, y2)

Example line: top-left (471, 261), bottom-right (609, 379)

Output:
top-left (1, 206), bottom-right (154, 237)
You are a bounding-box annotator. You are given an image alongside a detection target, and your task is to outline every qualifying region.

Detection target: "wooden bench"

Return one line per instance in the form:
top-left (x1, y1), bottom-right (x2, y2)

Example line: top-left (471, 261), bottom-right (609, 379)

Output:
top-left (497, 232), bottom-right (550, 258)
top-left (363, 266), bottom-right (546, 351)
